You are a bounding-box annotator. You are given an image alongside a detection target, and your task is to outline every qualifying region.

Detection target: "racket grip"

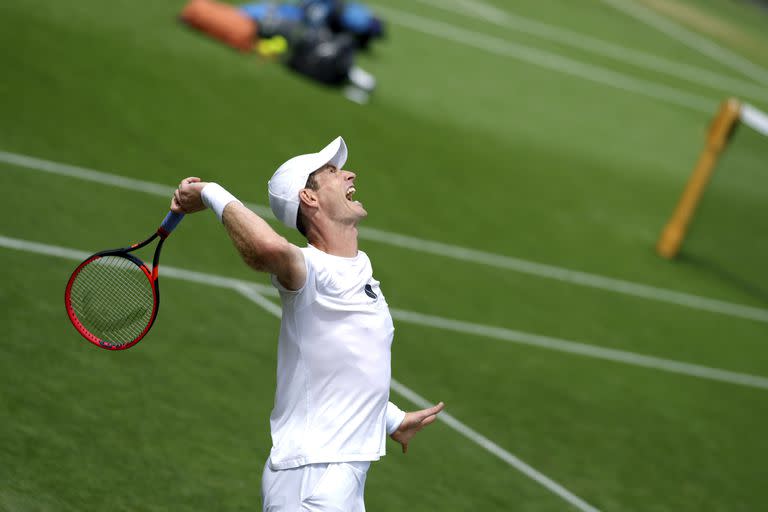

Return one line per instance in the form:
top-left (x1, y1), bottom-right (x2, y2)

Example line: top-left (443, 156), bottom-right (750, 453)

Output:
top-left (158, 210), bottom-right (184, 238)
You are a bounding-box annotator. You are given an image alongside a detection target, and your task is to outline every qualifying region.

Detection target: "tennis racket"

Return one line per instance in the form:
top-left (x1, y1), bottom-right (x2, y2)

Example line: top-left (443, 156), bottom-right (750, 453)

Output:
top-left (65, 211), bottom-right (184, 350)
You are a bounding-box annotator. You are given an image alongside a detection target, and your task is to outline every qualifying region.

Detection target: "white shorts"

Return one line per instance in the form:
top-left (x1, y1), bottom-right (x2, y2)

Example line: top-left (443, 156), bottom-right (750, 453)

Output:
top-left (261, 459), bottom-right (370, 512)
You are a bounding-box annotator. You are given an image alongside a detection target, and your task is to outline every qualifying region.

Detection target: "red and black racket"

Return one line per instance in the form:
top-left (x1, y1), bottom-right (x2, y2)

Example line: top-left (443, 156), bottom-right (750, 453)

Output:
top-left (65, 211), bottom-right (184, 350)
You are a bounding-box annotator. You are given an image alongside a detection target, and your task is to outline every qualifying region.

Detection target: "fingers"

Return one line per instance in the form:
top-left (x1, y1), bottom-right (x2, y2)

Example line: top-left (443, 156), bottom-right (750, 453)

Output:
top-left (171, 177), bottom-right (210, 215)
top-left (174, 189), bottom-right (183, 210)
top-left (170, 196), bottom-right (182, 213)
top-left (173, 178), bottom-right (200, 212)
top-left (172, 187), bottom-right (192, 214)
top-left (420, 413), bottom-right (440, 428)
top-left (414, 402), bottom-right (445, 422)
top-left (176, 177), bottom-right (202, 200)
top-left (178, 177), bottom-right (201, 187)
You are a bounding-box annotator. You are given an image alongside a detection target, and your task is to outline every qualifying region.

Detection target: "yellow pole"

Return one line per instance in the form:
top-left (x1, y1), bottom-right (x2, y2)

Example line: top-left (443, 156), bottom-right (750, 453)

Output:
top-left (656, 98), bottom-right (742, 259)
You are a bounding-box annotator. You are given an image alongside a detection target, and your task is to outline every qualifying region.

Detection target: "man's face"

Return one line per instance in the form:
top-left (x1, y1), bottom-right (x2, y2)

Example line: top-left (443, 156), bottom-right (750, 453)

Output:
top-left (311, 165), bottom-right (368, 224)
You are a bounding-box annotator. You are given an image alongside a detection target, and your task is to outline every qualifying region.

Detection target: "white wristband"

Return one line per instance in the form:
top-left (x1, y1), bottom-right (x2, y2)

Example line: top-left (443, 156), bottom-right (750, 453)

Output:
top-left (385, 401), bottom-right (406, 435)
top-left (201, 183), bottom-right (241, 223)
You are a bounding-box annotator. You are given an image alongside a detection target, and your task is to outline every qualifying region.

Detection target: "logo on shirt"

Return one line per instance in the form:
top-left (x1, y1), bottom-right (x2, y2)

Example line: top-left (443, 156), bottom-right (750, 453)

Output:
top-left (364, 284), bottom-right (378, 299)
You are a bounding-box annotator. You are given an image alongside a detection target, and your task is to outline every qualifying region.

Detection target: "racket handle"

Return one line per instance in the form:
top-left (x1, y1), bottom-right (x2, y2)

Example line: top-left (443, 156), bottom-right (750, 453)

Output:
top-left (158, 210), bottom-right (185, 238)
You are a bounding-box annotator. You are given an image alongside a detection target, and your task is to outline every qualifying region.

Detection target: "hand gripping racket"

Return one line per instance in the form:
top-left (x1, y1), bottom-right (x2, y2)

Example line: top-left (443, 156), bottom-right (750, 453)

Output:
top-left (65, 211), bottom-right (184, 350)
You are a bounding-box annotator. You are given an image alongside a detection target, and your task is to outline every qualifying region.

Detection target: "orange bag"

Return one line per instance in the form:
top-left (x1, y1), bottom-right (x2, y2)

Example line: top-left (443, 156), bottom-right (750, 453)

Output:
top-left (180, 0), bottom-right (257, 52)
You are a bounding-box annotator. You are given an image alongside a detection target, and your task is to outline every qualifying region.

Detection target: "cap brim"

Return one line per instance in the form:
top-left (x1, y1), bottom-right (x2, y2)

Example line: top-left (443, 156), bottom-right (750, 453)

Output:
top-left (317, 136), bottom-right (347, 170)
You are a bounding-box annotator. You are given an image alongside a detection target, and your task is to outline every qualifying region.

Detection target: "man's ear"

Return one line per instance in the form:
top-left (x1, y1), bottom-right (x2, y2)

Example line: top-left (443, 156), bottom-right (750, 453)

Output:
top-left (299, 188), bottom-right (318, 208)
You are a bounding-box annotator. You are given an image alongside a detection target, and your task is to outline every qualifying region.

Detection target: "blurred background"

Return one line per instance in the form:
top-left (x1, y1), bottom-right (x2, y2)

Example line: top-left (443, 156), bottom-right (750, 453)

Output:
top-left (1, 1), bottom-right (767, 510)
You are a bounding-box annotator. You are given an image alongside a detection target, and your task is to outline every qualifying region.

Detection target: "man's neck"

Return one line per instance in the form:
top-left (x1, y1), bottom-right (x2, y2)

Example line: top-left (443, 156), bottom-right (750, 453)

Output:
top-left (308, 222), bottom-right (359, 257)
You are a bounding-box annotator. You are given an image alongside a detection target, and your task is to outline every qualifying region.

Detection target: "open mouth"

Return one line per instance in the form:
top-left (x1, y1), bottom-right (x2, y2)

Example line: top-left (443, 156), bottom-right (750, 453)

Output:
top-left (345, 186), bottom-right (357, 202)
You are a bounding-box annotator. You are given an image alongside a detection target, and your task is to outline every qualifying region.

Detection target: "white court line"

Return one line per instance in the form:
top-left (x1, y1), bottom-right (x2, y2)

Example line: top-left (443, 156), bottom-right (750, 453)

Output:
top-left (411, 0), bottom-right (768, 103)
top-left (358, 227), bottom-right (768, 324)
top-left (599, 0), bottom-right (768, 86)
top-left (371, 5), bottom-right (715, 114)
top-left (392, 309), bottom-right (768, 391)
top-left (232, 282), bottom-right (283, 318)
top-left (741, 103), bottom-right (768, 137)
top-left (3, 234), bottom-right (768, 392)
top-left (3, 149), bottom-right (768, 325)
top-left (446, 0), bottom-right (508, 20)
top-left (388, 380), bottom-right (600, 512)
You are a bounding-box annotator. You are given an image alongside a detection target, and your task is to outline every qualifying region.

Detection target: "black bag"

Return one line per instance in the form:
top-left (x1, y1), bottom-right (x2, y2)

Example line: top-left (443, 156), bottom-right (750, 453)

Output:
top-left (284, 26), bottom-right (357, 85)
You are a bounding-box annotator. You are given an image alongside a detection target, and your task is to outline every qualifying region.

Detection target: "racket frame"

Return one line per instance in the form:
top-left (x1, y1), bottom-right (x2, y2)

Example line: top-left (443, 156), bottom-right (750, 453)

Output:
top-left (65, 211), bottom-right (181, 350)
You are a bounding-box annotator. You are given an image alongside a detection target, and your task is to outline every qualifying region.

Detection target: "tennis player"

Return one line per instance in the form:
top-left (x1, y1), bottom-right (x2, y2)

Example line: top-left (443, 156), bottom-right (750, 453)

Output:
top-left (171, 136), bottom-right (444, 511)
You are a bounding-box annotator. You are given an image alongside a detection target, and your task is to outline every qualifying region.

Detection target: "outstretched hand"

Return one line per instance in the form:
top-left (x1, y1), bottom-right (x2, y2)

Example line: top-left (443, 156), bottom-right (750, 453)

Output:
top-left (170, 177), bottom-right (208, 214)
top-left (390, 402), bottom-right (445, 454)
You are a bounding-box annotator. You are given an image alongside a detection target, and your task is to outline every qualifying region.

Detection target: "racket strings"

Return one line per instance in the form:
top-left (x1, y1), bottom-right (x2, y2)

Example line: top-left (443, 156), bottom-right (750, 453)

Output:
top-left (69, 255), bottom-right (154, 347)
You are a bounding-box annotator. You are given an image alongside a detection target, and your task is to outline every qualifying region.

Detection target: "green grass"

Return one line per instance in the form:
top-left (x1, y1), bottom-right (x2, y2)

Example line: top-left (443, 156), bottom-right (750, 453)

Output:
top-left (1, 0), bottom-right (768, 510)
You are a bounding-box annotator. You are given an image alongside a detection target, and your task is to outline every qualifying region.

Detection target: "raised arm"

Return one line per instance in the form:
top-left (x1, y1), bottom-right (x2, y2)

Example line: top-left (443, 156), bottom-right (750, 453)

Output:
top-left (171, 177), bottom-right (306, 291)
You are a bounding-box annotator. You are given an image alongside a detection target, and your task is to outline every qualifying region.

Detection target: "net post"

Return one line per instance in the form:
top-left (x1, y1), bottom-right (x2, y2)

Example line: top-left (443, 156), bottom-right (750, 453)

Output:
top-left (656, 98), bottom-right (742, 259)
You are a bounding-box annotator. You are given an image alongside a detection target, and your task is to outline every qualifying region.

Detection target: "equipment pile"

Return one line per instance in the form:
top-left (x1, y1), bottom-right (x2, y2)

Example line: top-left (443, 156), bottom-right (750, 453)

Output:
top-left (180, 0), bottom-right (385, 103)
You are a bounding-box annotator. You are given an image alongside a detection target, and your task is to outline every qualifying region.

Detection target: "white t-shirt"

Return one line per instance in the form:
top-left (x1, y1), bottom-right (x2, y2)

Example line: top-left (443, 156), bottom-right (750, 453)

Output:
top-left (268, 244), bottom-right (403, 470)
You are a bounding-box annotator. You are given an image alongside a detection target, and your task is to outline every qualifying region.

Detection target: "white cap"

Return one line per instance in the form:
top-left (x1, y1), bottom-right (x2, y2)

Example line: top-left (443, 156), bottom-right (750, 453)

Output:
top-left (268, 136), bottom-right (348, 229)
